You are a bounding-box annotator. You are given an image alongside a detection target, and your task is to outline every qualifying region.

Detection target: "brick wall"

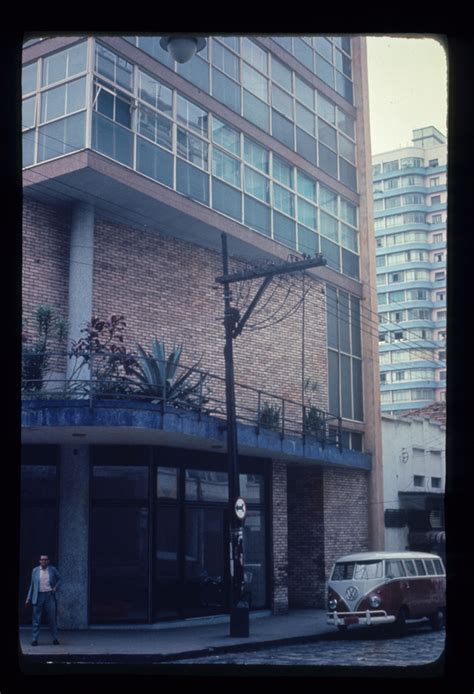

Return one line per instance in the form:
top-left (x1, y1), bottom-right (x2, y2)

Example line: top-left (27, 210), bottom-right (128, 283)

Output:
top-left (271, 459), bottom-right (288, 614)
top-left (92, 215), bottom-right (329, 411)
top-left (287, 466), bottom-right (326, 607)
top-left (22, 199), bottom-right (70, 339)
top-left (322, 468), bottom-right (370, 580)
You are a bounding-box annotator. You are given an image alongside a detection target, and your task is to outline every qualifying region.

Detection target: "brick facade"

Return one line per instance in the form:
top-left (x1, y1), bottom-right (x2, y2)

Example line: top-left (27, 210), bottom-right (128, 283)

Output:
top-left (22, 199), bottom-right (70, 341)
top-left (287, 466), bottom-right (326, 607)
top-left (322, 467), bottom-right (370, 579)
top-left (271, 460), bottom-right (289, 614)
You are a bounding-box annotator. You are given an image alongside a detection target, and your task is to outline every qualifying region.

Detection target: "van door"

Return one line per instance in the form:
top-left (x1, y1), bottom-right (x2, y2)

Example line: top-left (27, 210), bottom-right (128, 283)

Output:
top-left (403, 558), bottom-right (425, 617)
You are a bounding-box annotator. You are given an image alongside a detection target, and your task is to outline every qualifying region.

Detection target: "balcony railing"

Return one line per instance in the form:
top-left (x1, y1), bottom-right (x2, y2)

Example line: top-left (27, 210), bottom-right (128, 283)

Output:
top-left (21, 350), bottom-right (343, 450)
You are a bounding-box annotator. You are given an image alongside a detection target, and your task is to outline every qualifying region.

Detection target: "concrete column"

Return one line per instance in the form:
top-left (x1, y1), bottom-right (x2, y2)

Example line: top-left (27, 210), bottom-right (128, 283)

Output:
top-left (67, 201), bottom-right (94, 379)
top-left (57, 445), bottom-right (90, 629)
top-left (271, 460), bottom-right (288, 615)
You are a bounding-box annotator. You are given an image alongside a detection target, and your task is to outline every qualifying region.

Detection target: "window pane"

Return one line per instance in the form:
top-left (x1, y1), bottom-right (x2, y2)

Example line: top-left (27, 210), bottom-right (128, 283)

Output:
top-left (352, 357), bottom-right (363, 421)
top-left (66, 77), bottom-right (86, 114)
top-left (298, 225), bottom-right (319, 255)
top-left (314, 37), bottom-right (333, 61)
top-left (138, 106), bottom-right (172, 150)
top-left (244, 166), bottom-right (269, 202)
top-left (319, 185), bottom-right (338, 214)
top-left (39, 112), bottom-right (85, 162)
top-left (177, 128), bottom-right (208, 169)
top-left (319, 143), bottom-right (338, 178)
top-left (273, 183), bottom-right (294, 216)
top-left (271, 84), bottom-right (293, 118)
top-left (91, 466), bottom-right (148, 499)
top-left (42, 50), bottom-right (67, 86)
top-left (295, 101), bottom-right (315, 134)
top-left (340, 223), bottom-right (358, 252)
top-left (139, 71), bottom-right (172, 115)
top-left (295, 128), bottom-right (317, 165)
top-left (315, 54), bottom-right (334, 87)
top-left (155, 506), bottom-right (180, 619)
top-left (157, 467), bottom-right (178, 499)
top-left (339, 157), bottom-right (357, 191)
top-left (273, 155), bottom-right (293, 187)
top-left (176, 159), bottom-right (209, 205)
top-left (326, 286), bottom-right (338, 349)
top-left (295, 75), bottom-right (314, 108)
top-left (22, 130), bottom-right (36, 166)
top-left (273, 211), bottom-right (296, 248)
top-left (185, 469), bottom-right (228, 502)
top-left (41, 84), bottom-right (66, 123)
top-left (321, 236), bottom-right (340, 272)
top-left (212, 117), bottom-right (240, 155)
top-left (211, 68), bottom-right (241, 113)
top-left (137, 136), bottom-right (173, 187)
top-left (90, 506), bottom-right (149, 622)
top-left (318, 119), bottom-right (337, 150)
top-left (342, 246), bottom-right (360, 279)
top-left (341, 353), bottom-right (352, 419)
top-left (339, 133), bottom-right (356, 163)
top-left (293, 37), bottom-right (313, 70)
top-left (328, 349), bottom-right (339, 414)
top-left (22, 62), bottom-right (37, 95)
top-left (271, 109), bottom-right (294, 148)
top-left (243, 510), bottom-right (266, 608)
top-left (244, 137), bottom-right (269, 172)
top-left (177, 56), bottom-right (210, 92)
top-left (317, 93), bottom-right (336, 124)
top-left (177, 95), bottom-right (208, 137)
top-left (243, 90), bottom-right (269, 131)
top-left (212, 178), bottom-right (242, 221)
top-left (340, 198), bottom-right (357, 226)
top-left (244, 195), bottom-right (271, 235)
top-left (212, 149), bottom-right (241, 187)
top-left (320, 210), bottom-right (338, 242)
top-left (272, 57), bottom-right (292, 91)
top-left (67, 42), bottom-right (87, 77)
top-left (297, 198), bottom-right (317, 229)
top-left (241, 37), bottom-right (268, 74)
top-left (243, 63), bottom-right (268, 101)
top-left (22, 96), bottom-right (36, 129)
top-left (212, 42), bottom-right (239, 80)
top-left (297, 170), bottom-right (316, 201)
top-left (92, 113), bottom-right (132, 167)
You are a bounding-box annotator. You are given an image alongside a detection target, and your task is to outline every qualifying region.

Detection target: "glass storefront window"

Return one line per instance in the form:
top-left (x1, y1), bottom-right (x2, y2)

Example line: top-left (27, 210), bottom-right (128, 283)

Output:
top-left (157, 467), bottom-right (178, 499)
top-left (185, 469), bottom-right (229, 502)
top-left (91, 465), bottom-right (148, 499)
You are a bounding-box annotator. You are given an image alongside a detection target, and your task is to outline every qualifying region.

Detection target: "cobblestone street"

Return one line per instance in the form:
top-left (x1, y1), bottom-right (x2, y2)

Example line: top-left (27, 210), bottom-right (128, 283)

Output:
top-left (173, 623), bottom-right (445, 668)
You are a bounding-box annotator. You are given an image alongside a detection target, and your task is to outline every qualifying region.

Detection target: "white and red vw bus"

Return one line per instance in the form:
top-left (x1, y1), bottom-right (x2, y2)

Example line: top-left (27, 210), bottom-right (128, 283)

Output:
top-left (327, 551), bottom-right (445, 631)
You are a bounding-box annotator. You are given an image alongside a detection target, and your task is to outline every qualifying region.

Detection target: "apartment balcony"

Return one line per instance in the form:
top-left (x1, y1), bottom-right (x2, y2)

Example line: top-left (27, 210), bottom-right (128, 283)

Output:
top-left (21, 351), bottom-right (371, 471)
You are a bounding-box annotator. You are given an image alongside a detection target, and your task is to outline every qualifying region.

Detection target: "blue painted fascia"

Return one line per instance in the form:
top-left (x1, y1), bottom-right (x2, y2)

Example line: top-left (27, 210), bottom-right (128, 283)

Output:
top-left (21, 399), bottom-right (372, 471)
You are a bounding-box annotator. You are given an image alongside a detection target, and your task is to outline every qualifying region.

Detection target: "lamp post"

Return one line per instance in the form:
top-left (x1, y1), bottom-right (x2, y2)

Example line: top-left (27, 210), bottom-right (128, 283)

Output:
top-left (159, 36), bottom-right (207, 63)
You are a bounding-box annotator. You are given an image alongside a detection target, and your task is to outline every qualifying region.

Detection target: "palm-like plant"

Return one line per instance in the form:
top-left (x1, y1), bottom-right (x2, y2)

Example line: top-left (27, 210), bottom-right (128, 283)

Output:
top-left (132, 338), bottom-right (209, 409)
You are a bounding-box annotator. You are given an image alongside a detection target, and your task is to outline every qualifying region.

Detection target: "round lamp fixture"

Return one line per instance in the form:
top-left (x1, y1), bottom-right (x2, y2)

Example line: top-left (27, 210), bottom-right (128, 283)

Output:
top-left (160, 36), bottom-right (206, 64)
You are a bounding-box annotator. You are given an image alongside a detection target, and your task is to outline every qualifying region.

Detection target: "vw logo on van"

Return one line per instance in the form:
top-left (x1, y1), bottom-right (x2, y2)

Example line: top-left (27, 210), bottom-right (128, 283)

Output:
top-left (345, 586), bottom-right (359, 601)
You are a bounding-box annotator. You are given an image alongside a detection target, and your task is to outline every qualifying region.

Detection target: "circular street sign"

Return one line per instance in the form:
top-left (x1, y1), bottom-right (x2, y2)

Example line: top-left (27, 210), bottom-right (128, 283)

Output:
top-left (234, 497), bottom-right (247, 520)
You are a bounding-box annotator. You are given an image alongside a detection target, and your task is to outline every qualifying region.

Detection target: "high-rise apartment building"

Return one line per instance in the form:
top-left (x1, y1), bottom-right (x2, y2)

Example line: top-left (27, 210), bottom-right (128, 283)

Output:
top-left (21, 35), bottom-right (383, 628)
top-left (373, 127), bottom-right (447, 413)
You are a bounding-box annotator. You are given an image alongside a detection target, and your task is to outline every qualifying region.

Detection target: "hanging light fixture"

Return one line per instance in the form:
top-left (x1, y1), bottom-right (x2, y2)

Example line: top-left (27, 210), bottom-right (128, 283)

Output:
top-left (159, 36), bottom-right (207, 64)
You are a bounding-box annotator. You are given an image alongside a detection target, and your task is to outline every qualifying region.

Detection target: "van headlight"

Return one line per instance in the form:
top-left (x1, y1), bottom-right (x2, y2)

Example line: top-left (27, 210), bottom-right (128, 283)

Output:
top-left (368, 595), bottom-right (381, 608)
top-left (328, 598), bottom-right (338, 610)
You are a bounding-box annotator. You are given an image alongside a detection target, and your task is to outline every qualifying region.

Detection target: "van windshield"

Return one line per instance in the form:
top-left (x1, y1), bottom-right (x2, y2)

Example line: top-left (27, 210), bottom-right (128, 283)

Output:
top-left (332, 560), bottom-right (383, 580)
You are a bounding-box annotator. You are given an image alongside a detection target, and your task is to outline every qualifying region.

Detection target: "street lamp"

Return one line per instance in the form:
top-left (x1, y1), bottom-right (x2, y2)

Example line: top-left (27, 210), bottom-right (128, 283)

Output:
top-left (159, 36), bottom-right (207, 64)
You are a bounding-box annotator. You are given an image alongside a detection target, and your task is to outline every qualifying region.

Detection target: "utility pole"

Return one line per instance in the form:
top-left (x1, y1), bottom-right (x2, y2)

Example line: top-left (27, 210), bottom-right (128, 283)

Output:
top-left (217, 233), bottom-right (326, 637)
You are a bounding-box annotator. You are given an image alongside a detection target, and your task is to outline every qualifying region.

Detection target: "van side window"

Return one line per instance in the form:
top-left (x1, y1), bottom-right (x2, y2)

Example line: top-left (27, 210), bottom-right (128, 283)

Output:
top-left (332, 562), bottom-right (355, 580)
top-left (415, 559), bottom-right (426, 575)
top-left (424, 559), bottom-right (435, 575)
top-left (404, 560), bottom-right (417, 576)
top-left (385, 560), bottom-right (406, 578)
top-left (433, 559), bottom-right (445, 575)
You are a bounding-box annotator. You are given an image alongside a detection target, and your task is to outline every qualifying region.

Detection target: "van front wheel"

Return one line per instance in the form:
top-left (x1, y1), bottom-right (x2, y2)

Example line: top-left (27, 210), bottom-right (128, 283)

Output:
top-left (429, 609), bottom-right (445, 631)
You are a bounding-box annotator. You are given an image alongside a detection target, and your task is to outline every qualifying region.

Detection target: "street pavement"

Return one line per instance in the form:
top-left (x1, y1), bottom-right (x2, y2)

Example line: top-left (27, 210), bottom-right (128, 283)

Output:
top-left (19, 609), bottom-right (333, 663)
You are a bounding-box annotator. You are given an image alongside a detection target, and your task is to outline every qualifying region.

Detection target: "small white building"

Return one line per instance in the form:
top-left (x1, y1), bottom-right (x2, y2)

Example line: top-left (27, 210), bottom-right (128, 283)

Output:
top-left (382, 403), bottom-right (446, 559)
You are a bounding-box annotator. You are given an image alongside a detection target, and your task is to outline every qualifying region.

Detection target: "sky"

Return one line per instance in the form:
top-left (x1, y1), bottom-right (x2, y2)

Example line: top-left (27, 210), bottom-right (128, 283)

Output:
top-left (366, 36), bottom-right (448, 155)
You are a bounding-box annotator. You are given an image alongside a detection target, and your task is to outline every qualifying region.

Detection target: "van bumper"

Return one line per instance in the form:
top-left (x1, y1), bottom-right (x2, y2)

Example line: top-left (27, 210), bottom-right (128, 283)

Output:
top-left (327, 610), bottom-right (396, 627)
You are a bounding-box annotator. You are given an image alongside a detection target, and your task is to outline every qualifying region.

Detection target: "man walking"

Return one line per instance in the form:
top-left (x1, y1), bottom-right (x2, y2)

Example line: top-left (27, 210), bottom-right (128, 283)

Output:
top-left (25, 555), bottom-right (61, 646)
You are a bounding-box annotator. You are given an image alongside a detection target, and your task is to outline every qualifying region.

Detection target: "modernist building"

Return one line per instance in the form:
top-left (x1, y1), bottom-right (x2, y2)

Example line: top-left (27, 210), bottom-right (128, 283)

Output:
top-left (373, 126), bottom-right (447, 414)
top-left (382, 402), bottom-right (446, 562)
top-left (21, 35), bottom-right (383, 628)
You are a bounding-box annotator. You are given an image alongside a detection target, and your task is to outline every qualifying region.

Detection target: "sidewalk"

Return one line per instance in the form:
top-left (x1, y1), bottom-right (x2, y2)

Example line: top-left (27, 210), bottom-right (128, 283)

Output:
top-left (19, 609), bottom-right (335, 663)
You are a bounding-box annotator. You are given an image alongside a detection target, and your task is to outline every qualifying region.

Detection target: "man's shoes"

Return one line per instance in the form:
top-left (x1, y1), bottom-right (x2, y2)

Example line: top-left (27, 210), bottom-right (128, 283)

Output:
top-left (31, 641), bottom-right (38, 646)
top-left (52, 639), bottom-right (60, 645)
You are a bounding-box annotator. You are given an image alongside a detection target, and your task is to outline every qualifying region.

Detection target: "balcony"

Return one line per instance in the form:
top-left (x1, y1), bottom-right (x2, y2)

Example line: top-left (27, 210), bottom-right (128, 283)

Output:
top-left (21, 350), bottom-right (371, 470)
